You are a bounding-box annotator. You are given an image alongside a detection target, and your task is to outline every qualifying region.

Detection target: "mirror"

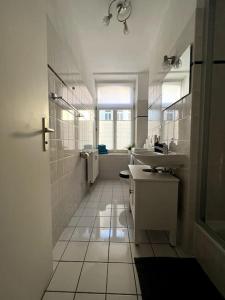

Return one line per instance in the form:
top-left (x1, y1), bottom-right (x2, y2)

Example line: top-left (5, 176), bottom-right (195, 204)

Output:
top-left (162, 45), bottom-right (192, 110)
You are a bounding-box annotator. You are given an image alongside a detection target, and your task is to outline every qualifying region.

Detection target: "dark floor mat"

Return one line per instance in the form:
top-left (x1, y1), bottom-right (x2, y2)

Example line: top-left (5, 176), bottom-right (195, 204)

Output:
top-left (134, 257), bottom-right (224, 300)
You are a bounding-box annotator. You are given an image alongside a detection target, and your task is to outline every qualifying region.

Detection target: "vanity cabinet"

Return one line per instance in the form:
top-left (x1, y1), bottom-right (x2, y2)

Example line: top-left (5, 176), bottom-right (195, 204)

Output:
top-left (128, 165), bottom-right (179, 246)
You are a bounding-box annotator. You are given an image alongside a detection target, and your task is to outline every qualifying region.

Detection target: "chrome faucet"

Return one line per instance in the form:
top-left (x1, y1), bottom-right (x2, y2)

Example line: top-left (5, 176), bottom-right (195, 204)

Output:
top-left (153, 143), bottom-right (168, 154)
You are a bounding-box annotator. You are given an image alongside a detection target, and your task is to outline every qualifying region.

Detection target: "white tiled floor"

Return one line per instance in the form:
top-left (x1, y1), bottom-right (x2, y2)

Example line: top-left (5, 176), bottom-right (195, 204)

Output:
top-left (44, 179), bottom-right (179, 299)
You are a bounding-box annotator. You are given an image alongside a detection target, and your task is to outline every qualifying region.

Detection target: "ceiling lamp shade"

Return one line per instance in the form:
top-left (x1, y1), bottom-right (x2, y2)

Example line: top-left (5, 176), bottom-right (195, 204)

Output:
top-left (103, 0), bottom-right (132, 34)
top-left (163, 55), bottom-right (182, 69)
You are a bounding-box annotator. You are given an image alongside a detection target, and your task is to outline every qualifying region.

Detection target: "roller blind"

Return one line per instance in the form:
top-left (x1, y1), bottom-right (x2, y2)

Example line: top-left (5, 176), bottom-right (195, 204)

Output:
top-left (97, 83), bottom-right (134, 109)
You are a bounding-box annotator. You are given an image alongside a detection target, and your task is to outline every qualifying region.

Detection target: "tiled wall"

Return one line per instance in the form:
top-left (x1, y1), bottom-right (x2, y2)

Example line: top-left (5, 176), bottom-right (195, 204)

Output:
top-left (148, 96), bottom-right (191, 154)
top-left (146, 10), bottom-right (196, 253)
top-left (99, 154), bottom-right (130, 179)
top-left (47, 18), bottom-right (96, 245)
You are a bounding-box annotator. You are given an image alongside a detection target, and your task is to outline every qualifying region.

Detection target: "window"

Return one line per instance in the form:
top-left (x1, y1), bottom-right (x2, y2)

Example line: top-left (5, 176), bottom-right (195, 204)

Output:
top-left (97, 84), bottom-right (133, 150)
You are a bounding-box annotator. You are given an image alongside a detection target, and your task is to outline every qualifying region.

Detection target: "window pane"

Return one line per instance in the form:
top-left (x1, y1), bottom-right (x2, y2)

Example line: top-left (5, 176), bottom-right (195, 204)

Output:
top-left (116, 110), bottom-right (131, 150)
top-left (99, 109), bottom-right (113, 121)
top-left (99, 110), bottom-right (114, 150)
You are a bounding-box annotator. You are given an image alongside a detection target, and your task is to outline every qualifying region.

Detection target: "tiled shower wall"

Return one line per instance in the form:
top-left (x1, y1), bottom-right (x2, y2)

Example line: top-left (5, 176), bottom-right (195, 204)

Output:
top-left (47, 19), bottom-right (96, 245)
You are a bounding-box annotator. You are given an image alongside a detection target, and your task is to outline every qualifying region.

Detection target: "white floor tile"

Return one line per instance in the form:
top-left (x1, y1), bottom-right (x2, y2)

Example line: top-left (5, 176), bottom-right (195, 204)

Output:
top-left (74, 208), bottom-right (84, 217)
top-left (78, 202), bottom-right (87, 208)
top-left (68, 217), bottom-right (80, 227)
top-left (111, 204), bottom-right (126, 210)
top-left (77, 262), bottom-right (107, 293)
top-left (111, 215), bottom-right (128, 228)
top-left (47, 262), bottom-right (82, 292)
top-left (82, 208), bottom-right (98, 217)
top-left (59, 227), bottom-right (75, 241)
top-left (94, 216), bottom-right (111, 227)
top-left (53, 261), bottom-right (58, 271)
top-left (109, 243), bottom-right (132, 263)
top-left (53, 241), bottom-right (68, 260)
top-left (85, 202), bottom-right (99, 208)
top-left (61, 242), bottom-right (88, 261)
top-left (77, 216), bottom-right (95, 227)
top-left (107, 263), bottom-right (136, 294)
top-left (107, 295), bottom-right (137, 300)
top-left (43, 292), bottom-right (74, 300)
top-left (98, 203), bottom-right (112, 210)
top-left (112, 207), bottom-right (128, 216)
top-left (110, 228), bottom-right (129, 243)
top-left (85, 242), bottom-right (109, 262)
top-left (90, 228), bottom-right (110, 242)
top-left (75, 293), bottom-right (105, 300)
top-left (97, 209), bottom-right (112, 217)
top-left (152, 244), bottom-right (177, 257)
top-left (130, 243), bottom-right (154, 261)
top-left (71, 227), bottom-right (92, 241)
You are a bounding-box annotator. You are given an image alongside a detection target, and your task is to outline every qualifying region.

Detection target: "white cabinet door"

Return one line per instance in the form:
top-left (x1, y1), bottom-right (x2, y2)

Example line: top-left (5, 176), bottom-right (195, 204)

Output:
top-left (0, 1), bottom-right (52, 299)
top-left (129, 179), bottom-right (135, 219)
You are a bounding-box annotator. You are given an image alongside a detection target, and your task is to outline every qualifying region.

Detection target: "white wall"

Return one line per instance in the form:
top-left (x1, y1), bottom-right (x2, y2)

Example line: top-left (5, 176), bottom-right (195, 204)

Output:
top-left (148, 0), bottom-right (197, 85)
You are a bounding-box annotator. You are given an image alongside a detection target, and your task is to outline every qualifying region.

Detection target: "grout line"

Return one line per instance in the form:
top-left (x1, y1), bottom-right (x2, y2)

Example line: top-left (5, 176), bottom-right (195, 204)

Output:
top-left (105, 184), bottom-right (113, 299)
top-left (46, 291), bottom-right (139, 296)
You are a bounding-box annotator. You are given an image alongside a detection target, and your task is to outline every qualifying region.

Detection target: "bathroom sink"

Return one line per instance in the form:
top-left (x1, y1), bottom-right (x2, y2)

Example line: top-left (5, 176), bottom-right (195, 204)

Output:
top-left (142, 168), bottom-right (158, 173)
top-left (132, 150), bottom-right (185, 168)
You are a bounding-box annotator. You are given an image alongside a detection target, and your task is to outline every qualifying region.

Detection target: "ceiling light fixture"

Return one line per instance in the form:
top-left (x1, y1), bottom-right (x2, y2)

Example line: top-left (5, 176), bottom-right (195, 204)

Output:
top-left (103, 0), bottom-right (132, 34)
top-left (163, 55), bottom-right (182, 69)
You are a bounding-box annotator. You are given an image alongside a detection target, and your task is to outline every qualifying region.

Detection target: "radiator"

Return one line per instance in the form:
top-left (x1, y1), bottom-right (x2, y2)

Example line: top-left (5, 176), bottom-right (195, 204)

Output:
top-left (87, 150), bottom-right (99, 183)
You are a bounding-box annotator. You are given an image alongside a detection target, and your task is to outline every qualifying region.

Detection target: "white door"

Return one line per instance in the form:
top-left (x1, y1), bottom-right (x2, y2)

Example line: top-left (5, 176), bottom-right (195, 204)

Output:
top-left (0, 1), bottom-right (53, 299)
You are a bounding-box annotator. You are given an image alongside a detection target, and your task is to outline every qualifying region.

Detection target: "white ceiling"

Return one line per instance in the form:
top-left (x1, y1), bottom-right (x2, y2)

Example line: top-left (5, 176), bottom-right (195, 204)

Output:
top-left (47, 0), bottom-right (170, 74)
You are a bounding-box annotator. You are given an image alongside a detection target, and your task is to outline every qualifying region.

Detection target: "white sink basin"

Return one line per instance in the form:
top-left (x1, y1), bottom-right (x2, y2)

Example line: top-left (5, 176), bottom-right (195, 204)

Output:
top-left (131, 148), bottom-right (155, 154)
top-left (132, 150), bottom-right (185, 168)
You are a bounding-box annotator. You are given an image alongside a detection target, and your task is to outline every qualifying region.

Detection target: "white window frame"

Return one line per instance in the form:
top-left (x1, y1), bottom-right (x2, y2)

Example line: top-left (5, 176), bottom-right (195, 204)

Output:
top-left (96, 82), bottom-right (135, 151)
top-left (97, 108), bottom-right (134, 151)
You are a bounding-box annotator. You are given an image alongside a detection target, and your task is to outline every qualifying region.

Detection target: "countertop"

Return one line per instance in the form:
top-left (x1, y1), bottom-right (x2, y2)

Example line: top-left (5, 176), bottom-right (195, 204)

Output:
top-left (128, 165), bottom-right (179, 182)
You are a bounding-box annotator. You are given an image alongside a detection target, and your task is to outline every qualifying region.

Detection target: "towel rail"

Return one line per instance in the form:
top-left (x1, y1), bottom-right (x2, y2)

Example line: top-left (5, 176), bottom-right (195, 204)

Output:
top-left (49, 92), bottom-right (83, 117)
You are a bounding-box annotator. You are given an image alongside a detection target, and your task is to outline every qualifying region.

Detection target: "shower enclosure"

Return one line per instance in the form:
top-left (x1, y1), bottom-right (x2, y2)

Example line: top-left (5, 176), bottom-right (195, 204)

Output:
top-left (198, 0), bottom-right (225, 246)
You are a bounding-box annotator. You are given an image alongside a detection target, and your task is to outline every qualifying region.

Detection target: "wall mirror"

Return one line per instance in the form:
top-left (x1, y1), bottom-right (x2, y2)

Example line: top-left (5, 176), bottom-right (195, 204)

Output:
top-left (162, 45), bottom-right (192, 110)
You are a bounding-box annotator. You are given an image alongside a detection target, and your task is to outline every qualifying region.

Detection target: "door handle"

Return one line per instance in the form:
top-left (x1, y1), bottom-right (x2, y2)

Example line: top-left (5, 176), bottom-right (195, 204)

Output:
top-left (42, 117), bottom-right (54, 151)
top-left (45, 127), bottom-right (55, 133)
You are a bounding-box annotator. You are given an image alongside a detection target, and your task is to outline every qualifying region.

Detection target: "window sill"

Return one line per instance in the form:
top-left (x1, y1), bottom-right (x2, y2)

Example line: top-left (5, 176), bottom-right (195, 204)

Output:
top-left (100, 151), bottom-right (129, 156)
